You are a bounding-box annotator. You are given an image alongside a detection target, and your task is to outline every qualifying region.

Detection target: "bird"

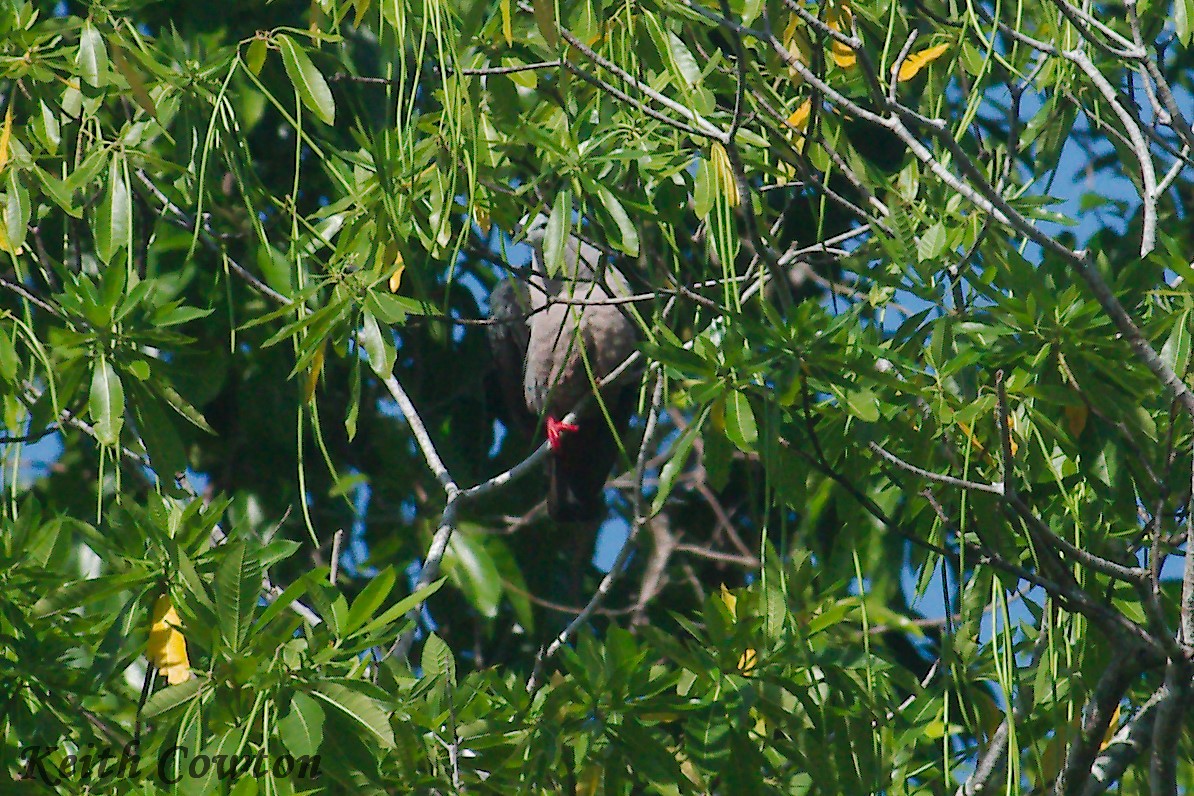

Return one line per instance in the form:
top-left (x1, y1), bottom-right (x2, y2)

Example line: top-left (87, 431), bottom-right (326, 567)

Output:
top-left (487, 214), bottom-right (638, 522)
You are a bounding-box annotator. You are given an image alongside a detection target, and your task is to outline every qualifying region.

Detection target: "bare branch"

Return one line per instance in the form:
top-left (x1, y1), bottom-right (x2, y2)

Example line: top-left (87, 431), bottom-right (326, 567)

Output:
top-left (527, 372), bottom-right (666, 691)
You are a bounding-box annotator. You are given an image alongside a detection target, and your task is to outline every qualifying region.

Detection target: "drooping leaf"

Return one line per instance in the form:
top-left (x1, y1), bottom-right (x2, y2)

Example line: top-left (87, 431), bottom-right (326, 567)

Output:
top-left (215, 540), bottom-right (261, 653)
top-left (147, 595), bottom-right (192, 685)
top-left (277, 34), bottom-right (336, 125)
top-left (724, 390), bottom-right (758, 452)
top-left (89, 356), bottom-right (125, 446)
top-left (544, 190), bottom-right (572, 276)
top-left (78, 21), bottom-right (108, 87)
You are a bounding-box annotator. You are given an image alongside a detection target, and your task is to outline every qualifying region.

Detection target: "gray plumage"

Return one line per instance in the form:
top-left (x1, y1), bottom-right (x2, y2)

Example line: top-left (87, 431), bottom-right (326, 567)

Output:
top-left (486, 278), bottom-right (533, 432)
top-left (521, 215), bottom-right (636, 422)
top-left (488, 214), bottom-right (638, 521)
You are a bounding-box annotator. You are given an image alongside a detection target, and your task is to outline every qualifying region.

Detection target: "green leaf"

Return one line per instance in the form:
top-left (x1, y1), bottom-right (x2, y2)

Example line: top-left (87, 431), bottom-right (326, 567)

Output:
top-left (246, 38), bottom-right (268, 75)
top-left (667, 31), bottom-right (701, 88)
top-left (280, 692), bottom-right (325, 757)
top-left (309, 680), bottom-right (395, 748)
top-left (1161, 309), bottom-right (1191, 376)
top-left (129, 383), bottom-right (187, 477)
top-left (94, 155), bottom-right (130, 265)
top-left (595, 184), bottom-right (639, 256)
top-left (255, 570), bottom-right (321, 630)
top-left (693, 157), bottom-right (714, 219)
top-left (344, 566), bottom-right (395, 635)
top-left (358, 311), bottom-right (395, 377)
top-left (277, 34), bottom-right (335, 125)
top-left (151, 304), bottom-right (214, 328)
top-left (215, 540), bottom-right (261, 653)
top-left (349, 577), bottom-right (445, 639)
top-left (0, 328), bottom-right (17, 382)
top-left (371, 293), bottom-right (434, 317)
top-left (724, 390), bottom-right (757, 452)
top-left (181, 727), bottom-right (239, 796)
top-left (34, 167), bottom-right (81, 217)
top-left (154, 380), bottom-right (216, 434)
top-left (78, 21), bottom-right (108, 87)
top-left (6, 170), bottom-right (30, 253)
top-left (443, 529), bottom-right (502, 619)
top-left (421, 632), bottom-right (456, 687)
top-left (89, 356), bottom-right (124, 446)
top-left (37, 100), bottom-right (61, 153)
top-left (652, 409), bottom-right (705, 515)
top-left (1178, 0), bottom-right (1194, 46)
top-left (916, 221), bottom-right (947, 262)
top-left (845, 387), bottom-right (881, 422)
top-left (141, 677), bottom-right (202, 718)
top-left (33, 572), bottom-right (149, 617)
top-left (532, 0), bottom-right (558, 46)
top-left (544, 190), bottom-right (572, 276)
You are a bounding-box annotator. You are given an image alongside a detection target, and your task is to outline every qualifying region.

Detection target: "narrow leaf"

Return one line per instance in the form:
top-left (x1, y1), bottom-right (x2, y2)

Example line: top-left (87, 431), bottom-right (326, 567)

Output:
top-left (89, 356), bottom-right (125, 446)
top-left (543, 191), bottom-right (572, 276)
top-left (532, 0), bottom-right (558, 47)
top-left (652, 411), bottom-right (704, 515)
top-left (309, 680), bottom-right (395, 747)
top-left (277, 34), bottom-right (335, 125)
top-left (596, 185), bottom-right (639, 256)
top-left (215, 541), bottom-right (261, 653)
top-left (78, 21), bottom-right (108, 87)
top-left (897, 43), bottom-right (951, 81)
top-left (141, 677), bottom-right (202, 718)
top-left (724, 390), bottom-right (758, 452)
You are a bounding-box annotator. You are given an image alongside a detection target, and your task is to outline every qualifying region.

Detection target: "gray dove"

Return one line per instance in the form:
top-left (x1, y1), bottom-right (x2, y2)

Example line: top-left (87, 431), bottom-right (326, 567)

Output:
top-left (487, 214), bottom-right (638, 521)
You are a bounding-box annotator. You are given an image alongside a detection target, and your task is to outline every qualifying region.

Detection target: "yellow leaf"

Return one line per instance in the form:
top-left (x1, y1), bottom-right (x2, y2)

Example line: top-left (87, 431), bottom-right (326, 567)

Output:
top-left (782, 15), bottom-right (813, 81)
top-left (831, 40), bottom-right (857, 69)
top-left (148, 595), bottom-right (192, 685)
top-left (956, 421), bottom-right (985, 453)
top-left (787, 99), bottom-right (812, 131)
top-left (1099, 705), bottom-right (1121, 750)
top-left (774, 158), bottom-right (798, 185)
top-left (826, 2), bottom-right (853, 32)
top-left (897, 43), bottom-right (951, 81)
top-left (304, 337), bottom-right (327, 403)
top-left (826, 3), bottom-right (857, 69)
top-left (388, 252), bottom-right (406, 293)
top-left (0, 103), bottom-right (12, 174)
top-left (719, 584), bottom-right (738, 618)
top-left (473, 204), bottom-right (491, 234)
top-left (737, 647), bottom-right (757, 674)
top-left (353, 0), bottom-right (372, 27)
top-left (500, 0), bottom-right (512, 46)
top-left (710, 142), bottom-right (740, 207)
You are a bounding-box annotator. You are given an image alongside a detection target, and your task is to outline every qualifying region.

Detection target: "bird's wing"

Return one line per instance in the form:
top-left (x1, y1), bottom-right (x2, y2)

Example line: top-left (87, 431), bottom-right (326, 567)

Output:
top-left (487, 278), bottom-right (535, 432)
top-left (525, 278), bottom-right (638, 413)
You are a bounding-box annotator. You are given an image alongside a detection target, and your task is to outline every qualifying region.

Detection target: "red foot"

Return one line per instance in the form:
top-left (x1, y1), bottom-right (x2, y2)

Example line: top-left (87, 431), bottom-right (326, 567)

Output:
top-left (546, 416), bottom-right (579, 452)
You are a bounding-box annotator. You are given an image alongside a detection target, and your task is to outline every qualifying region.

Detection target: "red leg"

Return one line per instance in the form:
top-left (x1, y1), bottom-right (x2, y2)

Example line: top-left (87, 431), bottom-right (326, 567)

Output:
top-left (546, 415), bottom-right (579, 451)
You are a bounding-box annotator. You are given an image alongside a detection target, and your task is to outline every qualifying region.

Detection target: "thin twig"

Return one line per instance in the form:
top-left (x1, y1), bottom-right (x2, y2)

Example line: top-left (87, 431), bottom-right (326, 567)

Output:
top-left (527, 372), bottom-right (665, 691)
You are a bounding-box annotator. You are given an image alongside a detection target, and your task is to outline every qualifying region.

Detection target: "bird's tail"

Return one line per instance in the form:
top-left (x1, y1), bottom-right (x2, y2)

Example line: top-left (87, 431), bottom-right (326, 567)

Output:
top-left (547, 393), bottom-right (634, 523)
